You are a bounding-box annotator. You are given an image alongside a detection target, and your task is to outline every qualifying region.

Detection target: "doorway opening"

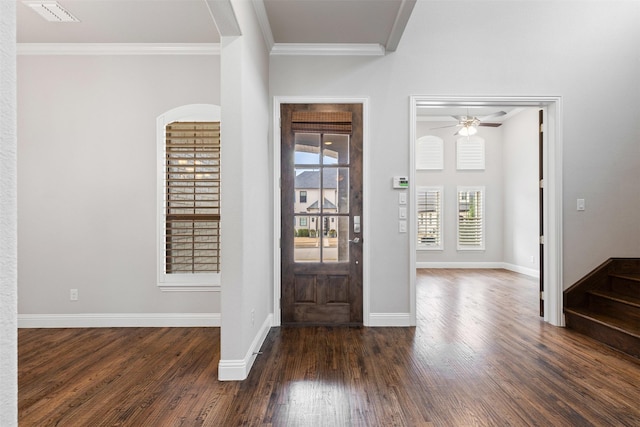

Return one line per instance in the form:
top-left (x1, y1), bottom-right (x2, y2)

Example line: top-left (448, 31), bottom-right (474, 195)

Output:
top-left (409, 96), bottom-right (563, 327)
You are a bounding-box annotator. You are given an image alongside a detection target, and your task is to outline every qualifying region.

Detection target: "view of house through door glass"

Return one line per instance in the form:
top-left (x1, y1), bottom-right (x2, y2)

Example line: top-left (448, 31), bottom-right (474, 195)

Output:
top-left (281, 104), bottom-right (363, 325)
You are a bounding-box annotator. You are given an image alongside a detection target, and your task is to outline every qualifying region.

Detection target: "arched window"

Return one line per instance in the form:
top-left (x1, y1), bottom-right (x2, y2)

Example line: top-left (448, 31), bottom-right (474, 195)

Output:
top-left (157, 104), bottom-right (221, 289)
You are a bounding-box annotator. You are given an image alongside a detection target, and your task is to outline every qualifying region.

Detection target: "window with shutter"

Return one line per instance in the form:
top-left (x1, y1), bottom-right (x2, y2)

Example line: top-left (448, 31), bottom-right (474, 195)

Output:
top-left (165, 122), bottom-right (220, 274)
top-left (156, 104), bottom-right (221, 289)
top-left (417, 186), bottom-right (442, 250)
top-left (457, 186), bottom-right (484, 250)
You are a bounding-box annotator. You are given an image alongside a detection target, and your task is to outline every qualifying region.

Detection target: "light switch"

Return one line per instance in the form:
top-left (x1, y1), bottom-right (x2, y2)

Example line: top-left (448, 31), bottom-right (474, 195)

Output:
top-left (399, 206), bottom-right (407, 219)
top-left (399, 192), bottom-right (407, 205)
top-left (577, 198), bottom-right (585, 211)
top-left (399, 220), bottom-right (407, 233)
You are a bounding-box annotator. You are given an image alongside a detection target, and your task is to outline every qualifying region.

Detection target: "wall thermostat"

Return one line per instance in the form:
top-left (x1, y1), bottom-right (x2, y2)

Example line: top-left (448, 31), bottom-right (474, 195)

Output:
top-left (392, 176), bottom-right (409, 189)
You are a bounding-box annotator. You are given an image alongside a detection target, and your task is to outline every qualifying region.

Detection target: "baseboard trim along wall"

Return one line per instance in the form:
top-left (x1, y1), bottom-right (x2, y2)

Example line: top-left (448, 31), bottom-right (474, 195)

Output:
top-left (218, 314), bottom-right (273, 381)
top-left (18, 313), bottom-right (221, 328)
top-left (368, 313), bottom-right (412, 327)
top-left (415, 262), bottom-right (540, 279)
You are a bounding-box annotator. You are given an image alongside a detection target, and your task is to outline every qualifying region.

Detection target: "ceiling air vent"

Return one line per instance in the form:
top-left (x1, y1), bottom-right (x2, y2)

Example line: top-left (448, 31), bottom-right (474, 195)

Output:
top-left (24, 1), bottom-right (80, 22)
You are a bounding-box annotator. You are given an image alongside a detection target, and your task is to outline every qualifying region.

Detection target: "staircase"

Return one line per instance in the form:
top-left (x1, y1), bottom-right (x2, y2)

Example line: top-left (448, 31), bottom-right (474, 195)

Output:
top-left (564, 258), bottom-right (640, 358)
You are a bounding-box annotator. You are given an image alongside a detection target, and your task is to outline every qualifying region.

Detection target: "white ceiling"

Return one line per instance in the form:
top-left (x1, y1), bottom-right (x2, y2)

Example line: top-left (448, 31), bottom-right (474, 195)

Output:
top-left (17, 0), bottom-right (416, 51)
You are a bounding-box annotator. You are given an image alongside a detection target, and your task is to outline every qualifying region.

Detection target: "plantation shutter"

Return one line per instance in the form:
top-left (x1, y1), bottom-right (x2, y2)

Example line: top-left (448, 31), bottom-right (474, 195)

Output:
top-left (417, 187), bottom-right (442, 249)
top-left (165, 122), bottom-right (220, 273)
top-left (457, 187), bottom-right (484, 250)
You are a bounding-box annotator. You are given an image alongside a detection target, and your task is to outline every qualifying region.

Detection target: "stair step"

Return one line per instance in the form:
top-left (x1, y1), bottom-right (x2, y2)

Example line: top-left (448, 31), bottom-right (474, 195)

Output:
top-left (589, 289), bottom-right (640, 309)
top-left (564, 307), bottom-right (640, 358)
top-left (608, 274), bottom-right (640, 298)
top-left (609, 273), bottom-right (640, 283)
top-left (588, 289), bottom-right (640, 323)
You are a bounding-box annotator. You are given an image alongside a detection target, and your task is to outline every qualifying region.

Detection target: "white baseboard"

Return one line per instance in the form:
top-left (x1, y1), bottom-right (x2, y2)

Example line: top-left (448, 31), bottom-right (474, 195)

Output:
top-left (18, 312), bottom-right (220, 328)
top-left (502, 263), bottom-right (540, 279)
top-left (368, 313), bottom-right (412, 327)
top-left (416, 262), bottom-right (539, 278)
top-left (218, 314), bottom-right (273, 381)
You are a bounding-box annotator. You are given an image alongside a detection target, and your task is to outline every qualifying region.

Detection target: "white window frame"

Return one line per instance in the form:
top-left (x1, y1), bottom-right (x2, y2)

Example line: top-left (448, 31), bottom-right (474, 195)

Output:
top-left (457, 186), bottom-right (485, 251)
top-left (156, 104), bottom-right (221, 291)
top-left (416, 186), bottom-right (443, 250)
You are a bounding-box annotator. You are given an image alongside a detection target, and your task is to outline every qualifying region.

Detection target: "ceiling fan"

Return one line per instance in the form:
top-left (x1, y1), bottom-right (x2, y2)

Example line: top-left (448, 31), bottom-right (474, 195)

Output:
top-left (432, 111), bottom-right (507, 136)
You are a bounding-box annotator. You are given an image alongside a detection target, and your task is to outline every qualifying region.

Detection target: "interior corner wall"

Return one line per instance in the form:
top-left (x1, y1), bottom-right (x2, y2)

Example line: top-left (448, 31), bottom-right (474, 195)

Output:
top-left (0, 0), bottom-right (18, 423)
top-left (17, 54), bottom-right (221, 321)
top-left (219, 0), bottom-right (271, 379)
top-left (270, 0), bottom-right (640, 316)
top-left (502, 109), bottom-right (540, 272)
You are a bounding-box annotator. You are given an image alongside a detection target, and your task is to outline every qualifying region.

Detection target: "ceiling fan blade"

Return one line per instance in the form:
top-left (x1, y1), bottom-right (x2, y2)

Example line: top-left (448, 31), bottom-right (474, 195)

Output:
top-left (429, 124), bottom-right (459, 130)
top-left (478, 122), bottom-right (502, 127)
top-left (479, 111), bottom-right (507, 121)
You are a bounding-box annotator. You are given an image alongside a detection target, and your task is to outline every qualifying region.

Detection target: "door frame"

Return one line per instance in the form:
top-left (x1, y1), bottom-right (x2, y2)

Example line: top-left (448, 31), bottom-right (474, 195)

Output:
top-left (273, 97), bottom-right (370, 326)
top-left (409, 95), bottom-right (564, 327)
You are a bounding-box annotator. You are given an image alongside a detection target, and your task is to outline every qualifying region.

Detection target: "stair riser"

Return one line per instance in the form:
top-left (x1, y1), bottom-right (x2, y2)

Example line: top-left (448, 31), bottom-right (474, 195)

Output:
top-left (609, 277), bottom-right (640, 298)
top-left (565, 312), bottom-right (640, 359)
top-left (588, 295), bottom-right (640, 324)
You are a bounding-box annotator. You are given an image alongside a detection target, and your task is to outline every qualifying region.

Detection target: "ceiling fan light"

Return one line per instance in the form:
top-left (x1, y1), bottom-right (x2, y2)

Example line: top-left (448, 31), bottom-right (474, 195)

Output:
top-left (459, 126), bottom-right (477, 136)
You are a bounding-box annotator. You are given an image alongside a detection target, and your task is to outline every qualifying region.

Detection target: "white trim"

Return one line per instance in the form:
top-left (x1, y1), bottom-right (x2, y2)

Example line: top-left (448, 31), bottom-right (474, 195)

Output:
top-left (18, 313), bottom-right (220, 328)
top-left (410, 95), bottom-right (564, 327)
top-left (17, 43), bottom-right (220, 56)
top-left (218, 314), bottom-right (272, 381)
top-left (416, 262), bottom-right (540, 279)
top-left (272, 97), bottom-right (371, 327)
top-left (368, 313), bottom-right (411, 327)
top-left (503, 263), bottom-right (540, 279)
top-left (385, 0), bottom-right (417, 52)
top-left (270, 43), bottom-right (385, 57)
top-left (156, 104), bottom-right (221, 290)
top-left (251, 0), bottom-right (275, 52)
top-left (204, 0), bottom-right (241, 37)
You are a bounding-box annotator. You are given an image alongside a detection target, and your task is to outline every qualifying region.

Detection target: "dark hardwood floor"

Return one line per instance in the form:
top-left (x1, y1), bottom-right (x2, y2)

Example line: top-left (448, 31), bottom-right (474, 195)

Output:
top-left (19, 269), bottom-right (640, 426)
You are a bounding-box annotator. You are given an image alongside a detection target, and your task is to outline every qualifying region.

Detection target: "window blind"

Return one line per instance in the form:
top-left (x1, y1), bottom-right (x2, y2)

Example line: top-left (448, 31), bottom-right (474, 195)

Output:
top-left (165, 121), bottom-right (220, 273)
top-left (417, 187), bottom-right (442, 249)
top-left (457, 188), bottom-right (484, 249)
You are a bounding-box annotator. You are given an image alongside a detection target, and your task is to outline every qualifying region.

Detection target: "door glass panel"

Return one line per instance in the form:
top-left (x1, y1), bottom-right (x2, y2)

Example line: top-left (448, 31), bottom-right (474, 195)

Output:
top-left (323, 134), bottom-right (349, 165)
top-left (295, 133), bottom-right (321, 165)
top-left (323, 216), bottom-right (349, 263)
top-left (294, 215), bottom-right (320, 262)
top-left (334, 167), bottom-right (349, 213)
top-left (294, 168), bottom-right (320, 213)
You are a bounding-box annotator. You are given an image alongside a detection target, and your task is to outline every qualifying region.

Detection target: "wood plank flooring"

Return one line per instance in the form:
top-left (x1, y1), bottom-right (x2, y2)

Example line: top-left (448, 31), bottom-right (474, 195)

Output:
top-left (19, 269), bottom-right (640, 426)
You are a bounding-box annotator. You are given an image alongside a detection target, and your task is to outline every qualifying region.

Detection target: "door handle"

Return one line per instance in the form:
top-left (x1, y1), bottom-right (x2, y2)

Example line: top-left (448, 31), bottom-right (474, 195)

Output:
top-left (349, 237), bottom-right (360, 244)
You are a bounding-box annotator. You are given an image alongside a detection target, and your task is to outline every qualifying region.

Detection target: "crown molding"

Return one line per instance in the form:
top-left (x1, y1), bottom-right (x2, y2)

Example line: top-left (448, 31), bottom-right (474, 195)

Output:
top-left (270, 43), bottom-right (385, 56)
top-left (17, 43), bottom-right (220, 56)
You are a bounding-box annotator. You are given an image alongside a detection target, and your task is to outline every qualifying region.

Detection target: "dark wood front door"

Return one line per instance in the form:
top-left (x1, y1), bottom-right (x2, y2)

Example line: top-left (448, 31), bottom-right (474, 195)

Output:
top-left (280, 103), bottom-right (363, 325)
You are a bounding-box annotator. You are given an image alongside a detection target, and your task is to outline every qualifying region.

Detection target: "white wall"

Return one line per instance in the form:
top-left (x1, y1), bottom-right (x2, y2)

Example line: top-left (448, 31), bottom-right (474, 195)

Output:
top-left (1, 1), bottom-right (18, 423)
top-left (219, 0), bottom-right (271, 380)
top-left (415, 122), bottom-right (504, 264)
top-left (270, 0), bottom-right (640, 319)
top-left (17, 54), bottom-right (221, 322)
top-left (502, 109), bottom-right (540, 272)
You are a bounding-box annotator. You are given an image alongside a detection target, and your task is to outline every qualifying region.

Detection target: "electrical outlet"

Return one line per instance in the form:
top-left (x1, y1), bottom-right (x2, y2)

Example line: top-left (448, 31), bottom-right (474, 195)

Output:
top-left (70, 289), bottom-right (78, 301)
